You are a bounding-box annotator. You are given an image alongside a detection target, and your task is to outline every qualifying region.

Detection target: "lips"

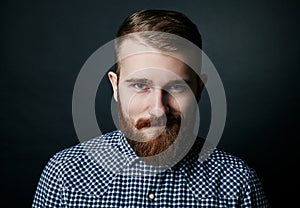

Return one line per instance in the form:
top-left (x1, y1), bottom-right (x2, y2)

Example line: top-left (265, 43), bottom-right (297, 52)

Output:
top-left (135, 115), bottom-right (181, 130)
top-left (135, 117), bottom-right (167, 130)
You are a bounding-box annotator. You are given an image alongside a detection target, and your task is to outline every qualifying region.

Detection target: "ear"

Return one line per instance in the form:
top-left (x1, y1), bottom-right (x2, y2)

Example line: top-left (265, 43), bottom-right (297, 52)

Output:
top-left (196, 74), bottom-right (207, 102)
top-left (108, 72), bottom-right (118, 102)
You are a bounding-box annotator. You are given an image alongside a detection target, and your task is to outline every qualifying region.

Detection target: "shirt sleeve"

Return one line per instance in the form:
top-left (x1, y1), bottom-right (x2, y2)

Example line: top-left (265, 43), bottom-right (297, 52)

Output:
top-left (240, 168), bottom-right (269, 208)
top-left (32, 155), bottom-right (64, 208)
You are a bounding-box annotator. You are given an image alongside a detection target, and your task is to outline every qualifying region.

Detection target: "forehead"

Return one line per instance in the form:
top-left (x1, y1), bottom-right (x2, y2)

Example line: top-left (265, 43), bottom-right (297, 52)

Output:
top-left (119, 53), bottom-right (195, 82)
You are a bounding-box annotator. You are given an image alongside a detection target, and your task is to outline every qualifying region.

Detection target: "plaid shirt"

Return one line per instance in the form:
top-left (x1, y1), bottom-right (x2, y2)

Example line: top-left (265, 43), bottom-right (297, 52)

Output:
top-left (33, 130), bottom-right (269, 207)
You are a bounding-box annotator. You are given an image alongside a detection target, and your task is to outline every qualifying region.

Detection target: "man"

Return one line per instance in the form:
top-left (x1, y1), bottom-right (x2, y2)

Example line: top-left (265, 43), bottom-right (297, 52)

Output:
top-left (33, 10), bottom-right (269, 207)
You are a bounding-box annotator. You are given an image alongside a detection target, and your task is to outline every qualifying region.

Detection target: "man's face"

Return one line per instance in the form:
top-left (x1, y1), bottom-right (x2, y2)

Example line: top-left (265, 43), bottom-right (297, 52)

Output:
top-left (109, 51), bottom-right (200, 158)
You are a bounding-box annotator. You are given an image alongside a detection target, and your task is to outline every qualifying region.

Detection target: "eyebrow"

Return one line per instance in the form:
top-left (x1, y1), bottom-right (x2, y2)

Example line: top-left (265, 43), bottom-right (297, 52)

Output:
top-left (167, 79), bottom-right (192, 85)
top-left (125, 78), bottom-right (192, 86)
top-left (125, 78), bottom-right (154, 85)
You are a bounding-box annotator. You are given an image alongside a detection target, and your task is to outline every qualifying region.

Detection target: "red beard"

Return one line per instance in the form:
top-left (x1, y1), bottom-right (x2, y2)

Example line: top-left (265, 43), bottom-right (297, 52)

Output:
top-left (118, 101), bottom-right (181, 157)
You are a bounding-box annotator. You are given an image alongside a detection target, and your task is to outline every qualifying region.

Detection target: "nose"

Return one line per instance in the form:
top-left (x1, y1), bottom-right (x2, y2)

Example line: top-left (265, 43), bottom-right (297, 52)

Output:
top-left (148, 88), bottom-right (169, 117)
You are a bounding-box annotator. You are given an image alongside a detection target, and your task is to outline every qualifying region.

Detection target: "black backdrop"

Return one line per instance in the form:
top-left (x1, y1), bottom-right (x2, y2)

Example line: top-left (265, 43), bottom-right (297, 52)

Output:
top-left (1, 0), bottom-right (299, 207)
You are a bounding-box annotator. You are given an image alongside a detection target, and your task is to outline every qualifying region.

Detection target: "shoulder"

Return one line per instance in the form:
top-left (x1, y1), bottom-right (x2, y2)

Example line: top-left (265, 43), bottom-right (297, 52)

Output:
top-left (40, 130), bottom-right (123, 185)
top-left (32, 131), bottom-right (122, 207)
top-left (41, 130), bottom-right (124, 188)
top-left (192, 147), bottom-right (254, 181)
top-left (207, 149), bottom-right (252, 174)
top-left (207, 149), bottom-right (268, 205)
top-left (184, 146), bottom-right (258, 197)
top-left (50, 130), bottom-right (122, 164)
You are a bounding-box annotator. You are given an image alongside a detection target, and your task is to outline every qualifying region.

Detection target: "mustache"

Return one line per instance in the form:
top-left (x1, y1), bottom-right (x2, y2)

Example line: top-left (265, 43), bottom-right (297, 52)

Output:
top-left (135, 114), bottom-right (181, 130)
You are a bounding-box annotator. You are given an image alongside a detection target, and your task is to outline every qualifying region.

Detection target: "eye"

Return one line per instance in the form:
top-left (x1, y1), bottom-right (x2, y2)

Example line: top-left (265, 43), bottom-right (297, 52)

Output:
top-left (132, 83), bottom-right (149, 92)
top-left (168, 84), bottom-right (188, 93)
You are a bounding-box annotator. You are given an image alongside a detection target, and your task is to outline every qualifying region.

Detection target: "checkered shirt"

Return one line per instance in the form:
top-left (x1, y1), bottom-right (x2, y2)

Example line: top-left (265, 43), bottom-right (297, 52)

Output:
top-left (33, 130), bottom-right (269, 207)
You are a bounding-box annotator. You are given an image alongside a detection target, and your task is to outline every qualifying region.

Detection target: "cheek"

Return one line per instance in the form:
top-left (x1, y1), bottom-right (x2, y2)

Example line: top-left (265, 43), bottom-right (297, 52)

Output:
top-left (169, 95), bottom-right (195, 115)
top-left (119, 91), bottom-right (148, 117)
top-left (128, 97), bottom-right (146, 116)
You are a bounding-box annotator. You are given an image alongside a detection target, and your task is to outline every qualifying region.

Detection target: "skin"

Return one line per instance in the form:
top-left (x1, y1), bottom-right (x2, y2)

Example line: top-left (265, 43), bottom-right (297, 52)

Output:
top-left (109, 51), bottom-right (202, 143)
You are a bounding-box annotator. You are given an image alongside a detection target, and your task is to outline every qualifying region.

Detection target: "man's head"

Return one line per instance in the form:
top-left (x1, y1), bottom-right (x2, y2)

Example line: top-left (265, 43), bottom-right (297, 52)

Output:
top-left (108, 10), bottom-right (204, 161)
top-left (115, 9), bottom-right (202, 74)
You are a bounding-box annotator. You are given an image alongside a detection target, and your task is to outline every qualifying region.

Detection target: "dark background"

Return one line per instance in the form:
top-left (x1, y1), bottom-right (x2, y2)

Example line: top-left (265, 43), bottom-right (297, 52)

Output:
top-left (1, 0), bottom-right (299, 207)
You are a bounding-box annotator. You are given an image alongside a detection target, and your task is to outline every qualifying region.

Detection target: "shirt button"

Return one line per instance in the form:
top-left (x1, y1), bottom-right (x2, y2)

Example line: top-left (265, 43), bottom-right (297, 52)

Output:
top-left (148, 193), bottom-right (155, 200)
